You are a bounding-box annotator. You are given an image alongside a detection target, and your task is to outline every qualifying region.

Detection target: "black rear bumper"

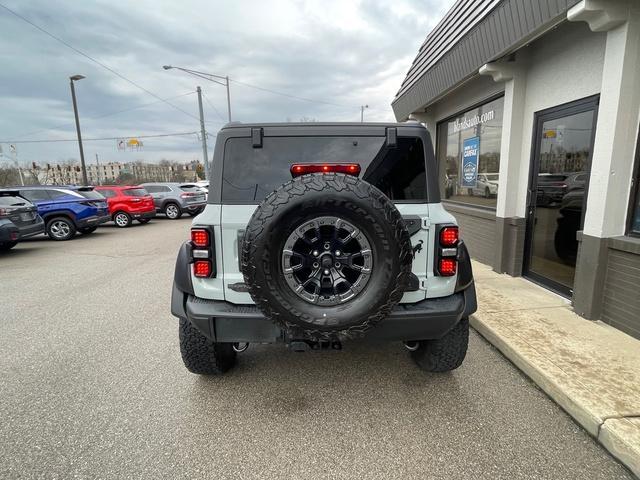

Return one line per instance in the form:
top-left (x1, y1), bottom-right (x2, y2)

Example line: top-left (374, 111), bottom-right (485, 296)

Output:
top-left (171, 282), bottom-right (477, 343)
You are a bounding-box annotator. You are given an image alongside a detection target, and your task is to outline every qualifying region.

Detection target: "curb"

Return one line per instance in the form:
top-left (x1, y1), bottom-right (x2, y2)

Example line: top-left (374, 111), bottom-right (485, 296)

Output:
top-left (470, 315), bottom-right (640, 478)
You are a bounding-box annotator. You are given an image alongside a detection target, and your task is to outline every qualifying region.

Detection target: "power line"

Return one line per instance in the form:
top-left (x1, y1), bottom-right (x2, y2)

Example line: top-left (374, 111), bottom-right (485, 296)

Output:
top-left (5, 91), bottom-right (197, 141)
top-left (229, 78), bottom-right (352, 108)
top-left (0, 3), bottom-right (200, 122)
top-left (169, 66), bottom-right (355, 109)
top-left (4, 131), bottom-right (199, 144)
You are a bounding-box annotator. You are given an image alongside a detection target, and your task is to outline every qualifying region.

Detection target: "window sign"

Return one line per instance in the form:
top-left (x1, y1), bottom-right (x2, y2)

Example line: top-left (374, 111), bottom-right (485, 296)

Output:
top-left (436, 96), bottom-right (504, 208)
top-left (461, 136), bottom-right (479, 187)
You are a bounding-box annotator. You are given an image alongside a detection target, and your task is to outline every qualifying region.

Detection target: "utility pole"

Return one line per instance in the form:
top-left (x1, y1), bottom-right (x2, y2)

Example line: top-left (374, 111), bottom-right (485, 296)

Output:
top-left (196, 86), bottom-right (209, 179)
top-left (95, 153), bottom-right (102, 185)
top-left (225, 76), bottom-right (232, 122)
top-left (8, 144), bottom-right (24, 186)
top-left (69, 75), bottom-right (88, 185)
top-left (360, 105), bottom-right (369, 123)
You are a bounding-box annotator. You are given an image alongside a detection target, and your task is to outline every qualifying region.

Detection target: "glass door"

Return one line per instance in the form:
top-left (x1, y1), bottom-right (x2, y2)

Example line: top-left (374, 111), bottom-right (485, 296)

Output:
top-left (523, 96), bottom-right (599, 296)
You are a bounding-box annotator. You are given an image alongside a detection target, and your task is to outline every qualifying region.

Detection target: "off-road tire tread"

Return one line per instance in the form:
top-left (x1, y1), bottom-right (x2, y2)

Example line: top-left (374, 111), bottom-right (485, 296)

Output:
top-left (411, 317), bottom-right (469, 372)
top-left (178, 317), bottom-right (236, 374)
top-left (241, 172), bottom-right (413, 340)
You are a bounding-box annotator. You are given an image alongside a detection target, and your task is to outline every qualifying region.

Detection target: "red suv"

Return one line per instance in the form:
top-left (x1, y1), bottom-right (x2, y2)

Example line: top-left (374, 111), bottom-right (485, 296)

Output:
top-left (94, 186), bottom-right (155, 228)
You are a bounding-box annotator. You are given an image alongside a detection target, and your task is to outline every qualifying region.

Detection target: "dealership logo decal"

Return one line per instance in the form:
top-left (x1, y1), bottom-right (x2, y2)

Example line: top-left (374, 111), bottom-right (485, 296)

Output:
top-left (453, 110), bottom-right (495, 133)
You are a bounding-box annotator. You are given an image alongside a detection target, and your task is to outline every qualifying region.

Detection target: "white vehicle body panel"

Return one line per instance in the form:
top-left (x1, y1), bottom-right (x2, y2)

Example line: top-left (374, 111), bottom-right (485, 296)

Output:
top-left (191, 202), bottom-right (459, 304)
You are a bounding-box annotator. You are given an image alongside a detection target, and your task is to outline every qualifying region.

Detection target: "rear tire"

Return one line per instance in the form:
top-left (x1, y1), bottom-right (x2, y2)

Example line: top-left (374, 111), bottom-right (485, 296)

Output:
top-left (46, 217), bottom-right (76, 241)
top-left (178, 317), bottom-right (237, 375)
top-left (113, 211), bottom-right (132, 228)
top-left (410, 317), bottom-right (469, 372)
top-left (78, 226), bottom-right (97, 234)
top-left (164, 202), bottom-right (182, 219)
top-left (0, 241), bottom-right (18, 251)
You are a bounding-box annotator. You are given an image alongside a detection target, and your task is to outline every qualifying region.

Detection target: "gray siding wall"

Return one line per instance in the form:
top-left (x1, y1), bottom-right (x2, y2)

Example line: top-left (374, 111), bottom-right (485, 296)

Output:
top-left (393, 0), bottom-right (581, 120)
top-left (444, 203), bottom-right (497, 266)
top-left (601, 240), bottom-right (640, 339)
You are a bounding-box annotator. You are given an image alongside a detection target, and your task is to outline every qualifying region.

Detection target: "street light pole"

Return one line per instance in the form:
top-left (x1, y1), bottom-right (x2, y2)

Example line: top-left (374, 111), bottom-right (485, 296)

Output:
top-left (163, 65), bottom-right (232, 122)
top-left (69, 74), bottom-right (88, 185)
top-left (225, 76), bottom-right (231, 123)
top-left (196, 86), bottom-right (209, 178)
top-left (360, 105), bottom-right (369, 123)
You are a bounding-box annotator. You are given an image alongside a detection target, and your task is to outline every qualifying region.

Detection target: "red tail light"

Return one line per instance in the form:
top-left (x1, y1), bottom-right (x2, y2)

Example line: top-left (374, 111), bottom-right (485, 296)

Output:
top-left (438, 258), bottom-right (457, 276)
top-left (440, 226), bottom-right (459, 246)
top-left (435, 225), bottom-right (459, 277)
top-left (193, 260), bottom-right (212, 277)
top-left (191, 229), bottom-right (209, 247)
top-left (290, 163), bottom-right (361, 177)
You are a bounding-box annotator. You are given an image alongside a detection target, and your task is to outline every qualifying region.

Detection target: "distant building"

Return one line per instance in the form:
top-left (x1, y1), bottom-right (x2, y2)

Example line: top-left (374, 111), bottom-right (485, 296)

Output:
top-left (38, 161), bottom-right (199, 185)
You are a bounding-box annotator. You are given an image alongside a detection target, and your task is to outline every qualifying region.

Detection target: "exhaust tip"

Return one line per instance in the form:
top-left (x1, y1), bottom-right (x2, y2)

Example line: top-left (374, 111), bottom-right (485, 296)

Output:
top-left (233, 342), bottom-right (249, 353)
top-left (403, 341), bottom-right (420, 352)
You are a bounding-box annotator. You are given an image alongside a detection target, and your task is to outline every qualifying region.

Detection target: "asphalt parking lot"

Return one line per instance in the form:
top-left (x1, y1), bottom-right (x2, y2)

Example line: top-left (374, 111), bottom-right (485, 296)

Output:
top-left (0, 218), bottom-right (634, 479)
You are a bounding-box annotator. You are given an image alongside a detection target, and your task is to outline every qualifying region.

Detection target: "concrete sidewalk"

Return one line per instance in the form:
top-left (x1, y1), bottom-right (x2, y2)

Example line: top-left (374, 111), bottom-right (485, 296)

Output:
top-left (470, 261), bottom-right (640, 478)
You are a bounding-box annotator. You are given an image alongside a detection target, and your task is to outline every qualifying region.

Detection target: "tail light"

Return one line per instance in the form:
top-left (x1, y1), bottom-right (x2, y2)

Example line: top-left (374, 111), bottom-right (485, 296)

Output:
top-left (181, 192), bottom-right (196, 198)
top-left (436, 225), bottom-right (459, 277)
top-left (191, 229), bottom-right (209, 247)
top-left (0, 207), bottom-right (16, 216)
top-left (190, 227), bottom-right (215, 278)
top-left (193, 260), bottom-right (212, 277)
top-left (440, 226), bottom-right (459, 247)
top-left (290, 163), bottom-right (361, 177)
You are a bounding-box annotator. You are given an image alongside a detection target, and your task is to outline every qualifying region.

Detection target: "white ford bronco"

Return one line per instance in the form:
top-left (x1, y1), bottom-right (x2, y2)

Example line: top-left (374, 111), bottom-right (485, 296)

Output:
top-left (171, 122), bottom-right (477, 374)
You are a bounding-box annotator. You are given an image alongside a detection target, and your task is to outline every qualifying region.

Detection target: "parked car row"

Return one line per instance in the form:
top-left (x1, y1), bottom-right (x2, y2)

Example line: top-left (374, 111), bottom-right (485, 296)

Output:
top-left (0, 182), bottom-right (207, 251)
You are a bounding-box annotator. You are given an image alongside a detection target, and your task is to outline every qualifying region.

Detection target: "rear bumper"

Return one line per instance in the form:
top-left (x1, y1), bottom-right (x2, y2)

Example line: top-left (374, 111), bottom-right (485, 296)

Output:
top-left (0, 220), bottom-right (20, 243)
top-left (16, 216), bottom-right (45, 238)
top-left (184, 202), bottom-right (206, 212)
top-left (77, 214), bottom-right (111, 228)
top-left (128, 210), bottom-right (155, 219)
top-left (171, 282), bottom-right (477, 343)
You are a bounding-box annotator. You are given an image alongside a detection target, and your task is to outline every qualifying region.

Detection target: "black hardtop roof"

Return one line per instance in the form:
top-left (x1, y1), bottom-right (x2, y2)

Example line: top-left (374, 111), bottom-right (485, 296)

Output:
top-left (220, 121), bottom-right (425, 130)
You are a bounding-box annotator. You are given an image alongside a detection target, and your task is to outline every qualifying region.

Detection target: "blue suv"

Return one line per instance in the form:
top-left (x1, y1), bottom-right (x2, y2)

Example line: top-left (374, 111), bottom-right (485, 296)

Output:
top-left (15, 186), bottom-right (110, 241)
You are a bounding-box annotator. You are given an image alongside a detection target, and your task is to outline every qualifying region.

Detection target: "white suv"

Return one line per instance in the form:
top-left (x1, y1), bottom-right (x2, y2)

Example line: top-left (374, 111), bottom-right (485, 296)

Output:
top-left (171, 123), bottom-right (476, 374)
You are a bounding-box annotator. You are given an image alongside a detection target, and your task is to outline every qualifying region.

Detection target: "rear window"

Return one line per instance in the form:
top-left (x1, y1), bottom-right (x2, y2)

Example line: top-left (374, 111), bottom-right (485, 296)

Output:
top-left (76, 189), bottom-right (105, 200)
top-left (222, 136), bottom-right (427, 203)
top-left (20, 189), bottom-right (50, 202)
top-left (123, 188), bottom-right (148, 197)
top-left (179, 185), bottom-right (200, 192)
top-left (99, 189), bottom-right (117, 198)
top-left (0, 195), bottom-right (29, 206)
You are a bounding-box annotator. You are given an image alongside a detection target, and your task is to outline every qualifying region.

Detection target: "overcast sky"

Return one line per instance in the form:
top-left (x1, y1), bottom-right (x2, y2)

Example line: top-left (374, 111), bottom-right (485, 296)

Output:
top-left (0, 0), bottom-right (453, 166)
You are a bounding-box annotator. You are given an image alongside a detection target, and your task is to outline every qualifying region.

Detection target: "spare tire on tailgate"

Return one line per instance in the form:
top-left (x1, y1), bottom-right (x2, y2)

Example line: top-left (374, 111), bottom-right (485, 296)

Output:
top-left (241, 172), bottom-right (413, 340)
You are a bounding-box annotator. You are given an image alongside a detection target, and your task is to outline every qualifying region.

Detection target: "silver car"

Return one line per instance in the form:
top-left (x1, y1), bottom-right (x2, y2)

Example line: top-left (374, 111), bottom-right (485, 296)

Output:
top-left (140, 183), bottom-right (206, 219)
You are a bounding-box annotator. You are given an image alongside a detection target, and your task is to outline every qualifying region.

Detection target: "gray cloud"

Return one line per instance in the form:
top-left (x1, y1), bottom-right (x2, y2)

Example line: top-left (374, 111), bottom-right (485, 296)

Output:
top-left (0, 0), bottom-right (453, 165)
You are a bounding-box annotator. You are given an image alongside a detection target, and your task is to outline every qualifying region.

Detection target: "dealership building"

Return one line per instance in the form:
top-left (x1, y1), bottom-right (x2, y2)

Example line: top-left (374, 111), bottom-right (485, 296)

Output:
top-left (393, 0), bottom-right (640, 339)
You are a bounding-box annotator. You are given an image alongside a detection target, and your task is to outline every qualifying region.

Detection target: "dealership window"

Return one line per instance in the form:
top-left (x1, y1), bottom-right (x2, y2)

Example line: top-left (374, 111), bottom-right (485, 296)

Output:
top-left (436, 96), bottom-right (504, 208)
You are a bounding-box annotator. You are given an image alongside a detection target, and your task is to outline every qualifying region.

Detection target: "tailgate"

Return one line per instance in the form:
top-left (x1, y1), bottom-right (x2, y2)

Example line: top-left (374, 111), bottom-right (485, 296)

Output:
top-left (396, 204), bottom-right (429, 303)
top-left (220, 205), bottom-right (257, 303)
top-left (218, 204), bottom-right (429, 304)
